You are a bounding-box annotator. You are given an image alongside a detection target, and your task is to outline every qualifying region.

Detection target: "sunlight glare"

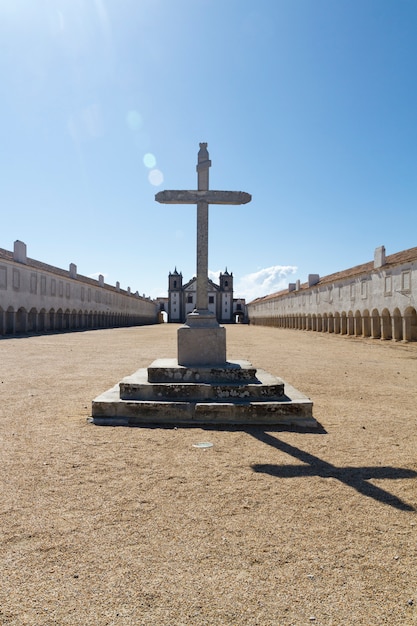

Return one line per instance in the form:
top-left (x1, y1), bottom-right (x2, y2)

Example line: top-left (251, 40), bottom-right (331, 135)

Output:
top-left (126, 110), bottom-right (143, 131)
top-left (148, 169), bottom-right (164, 186)
top-left (143, 153), bottom-right (156, 168)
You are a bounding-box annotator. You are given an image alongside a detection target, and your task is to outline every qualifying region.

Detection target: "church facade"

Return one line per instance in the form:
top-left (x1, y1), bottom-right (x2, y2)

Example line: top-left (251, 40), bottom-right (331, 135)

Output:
top-left (167, 269), bottom-right (246, 323)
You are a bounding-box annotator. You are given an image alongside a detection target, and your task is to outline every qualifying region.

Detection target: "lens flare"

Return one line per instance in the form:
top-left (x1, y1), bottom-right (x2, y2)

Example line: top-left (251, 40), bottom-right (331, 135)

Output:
top-left (126, 110), bottom-right (142, 131)
top-left (143, 153), bottom-right (156, 168)
top-left (148, 169), bottom-right (164, 186)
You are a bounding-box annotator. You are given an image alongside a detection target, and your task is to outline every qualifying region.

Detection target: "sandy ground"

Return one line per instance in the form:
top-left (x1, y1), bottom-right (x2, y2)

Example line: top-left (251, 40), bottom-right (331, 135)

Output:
top-left (0, 324), bottom-right (416, 626)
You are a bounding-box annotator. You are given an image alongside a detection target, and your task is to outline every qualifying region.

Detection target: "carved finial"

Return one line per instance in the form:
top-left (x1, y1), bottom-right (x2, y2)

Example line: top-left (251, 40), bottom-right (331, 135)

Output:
top-left (197, 142), bottom-right (211, 171)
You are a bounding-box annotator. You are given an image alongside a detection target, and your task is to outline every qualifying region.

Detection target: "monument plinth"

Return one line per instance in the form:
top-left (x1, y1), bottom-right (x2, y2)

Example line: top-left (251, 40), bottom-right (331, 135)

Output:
top-left (92, 143), bottom-right (316, 428)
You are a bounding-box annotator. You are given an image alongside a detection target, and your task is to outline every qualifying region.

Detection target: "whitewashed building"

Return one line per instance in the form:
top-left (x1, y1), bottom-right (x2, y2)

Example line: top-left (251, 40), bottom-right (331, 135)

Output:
top-left (247, 245), bottom-right (417, 342)
top-left (0, 240), bottom-right (158, 335)
top-left (167, 268), bottom-right (246, 323)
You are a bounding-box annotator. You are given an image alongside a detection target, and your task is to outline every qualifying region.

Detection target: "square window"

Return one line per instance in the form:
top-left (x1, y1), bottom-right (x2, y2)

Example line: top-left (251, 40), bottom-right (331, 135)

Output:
top-left (30, 273), bottom-right (37, 294)
top-left (0, 266), bottom-right (7, 289)
top-left (13, 269), bottom-right (20, 290)
top-left (402, 270), bottom-right (411, 291)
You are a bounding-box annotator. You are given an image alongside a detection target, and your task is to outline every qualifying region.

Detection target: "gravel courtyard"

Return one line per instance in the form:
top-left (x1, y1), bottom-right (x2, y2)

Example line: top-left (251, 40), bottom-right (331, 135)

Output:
top-left (1, 324), bottom-right (416, 625)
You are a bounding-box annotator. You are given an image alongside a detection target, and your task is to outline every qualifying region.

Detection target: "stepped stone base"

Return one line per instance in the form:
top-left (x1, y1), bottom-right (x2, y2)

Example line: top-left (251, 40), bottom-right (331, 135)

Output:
top-left (92, 359), bottom-right (316, 428)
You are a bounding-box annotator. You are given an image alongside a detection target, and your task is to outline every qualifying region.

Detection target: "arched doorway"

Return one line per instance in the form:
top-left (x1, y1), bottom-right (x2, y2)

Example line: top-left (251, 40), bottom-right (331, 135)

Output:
top-left (371, 309), bottom-right (381, 338)
top-left (6, 307), bottom-right (15, 334)
top-left (38, 309), bottom-right (46, 332)
top-left (362, 310), bottom-right (370, 337)
top-left (354, 310), bottom-right (362, 336)
top-left (16, 308), bottom-right (27, 333)
top-left (28, 308), bottom-right (38, 333)
top-left (381, 308), bottom-right (392, 340)
top-left (403, 307), bottom-right (417, 341)
top-left (334, 312), bottom-right (340, 334)
top-left (392, 308), bottom-right (402, 341)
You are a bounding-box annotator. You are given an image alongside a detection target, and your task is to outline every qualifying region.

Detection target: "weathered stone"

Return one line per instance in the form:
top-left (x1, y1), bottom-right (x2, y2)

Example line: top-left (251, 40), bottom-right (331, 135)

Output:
top-left (118, 365), bottom-right (285, 402)
top-left (147, 359), bottom-right (258, 383)
top-left (155, 190), bottom-right (251, 205)
top-left (177, 324), bottom-right (226, 366)
top-left (92, 378), bottom-right (313, 427)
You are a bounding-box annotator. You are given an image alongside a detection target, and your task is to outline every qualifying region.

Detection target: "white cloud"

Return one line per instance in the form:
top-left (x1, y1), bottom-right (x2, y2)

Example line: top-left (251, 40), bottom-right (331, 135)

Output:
top-left (87, 271), bottom-right (108, 280)
top-left (235, 265), bottom-right (297, 301)
top-left (208, 269), bottom-right (222, 283)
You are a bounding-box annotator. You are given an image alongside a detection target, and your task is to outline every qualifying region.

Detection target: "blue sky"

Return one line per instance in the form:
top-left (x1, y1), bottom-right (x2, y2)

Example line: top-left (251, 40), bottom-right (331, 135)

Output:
top-left (1, 0), bottom-right (416, 301)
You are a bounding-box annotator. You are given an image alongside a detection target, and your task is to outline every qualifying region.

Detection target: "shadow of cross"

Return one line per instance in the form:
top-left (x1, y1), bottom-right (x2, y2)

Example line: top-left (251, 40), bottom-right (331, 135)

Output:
top-left (249, 431), bottom-right (416, 512)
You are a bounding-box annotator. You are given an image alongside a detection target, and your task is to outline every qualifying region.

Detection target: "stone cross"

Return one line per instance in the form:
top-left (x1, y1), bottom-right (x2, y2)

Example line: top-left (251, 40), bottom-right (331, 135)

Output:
top-left (155, 143), bottom-right (251, 315)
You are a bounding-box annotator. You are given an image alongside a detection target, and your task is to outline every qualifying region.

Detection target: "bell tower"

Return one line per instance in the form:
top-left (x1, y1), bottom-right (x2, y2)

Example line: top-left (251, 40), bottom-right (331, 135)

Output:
top-left (168, 268), bottom-right (183, 322)
top-left (219, 268), bottom-right (233, 292)
top-left (168, 268), bottom-right (182, 291)
top-left (219, 269), bottom-right (233, 323)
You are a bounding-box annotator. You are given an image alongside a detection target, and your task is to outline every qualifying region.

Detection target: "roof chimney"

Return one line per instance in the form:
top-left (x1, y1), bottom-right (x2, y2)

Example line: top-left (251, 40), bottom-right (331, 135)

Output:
top-left (308, 274), bottom-right (320, 287)
top-left (374, 245), bottom-right (386, 268)
top-left (13, 240), bottom-right (27, 264)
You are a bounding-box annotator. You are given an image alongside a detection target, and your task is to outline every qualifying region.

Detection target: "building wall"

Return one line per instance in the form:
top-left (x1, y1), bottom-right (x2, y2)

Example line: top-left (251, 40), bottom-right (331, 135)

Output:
top-left (247, 246), bottom-right (417, 342)
top-left (0, 241), bottom-right (158, 335)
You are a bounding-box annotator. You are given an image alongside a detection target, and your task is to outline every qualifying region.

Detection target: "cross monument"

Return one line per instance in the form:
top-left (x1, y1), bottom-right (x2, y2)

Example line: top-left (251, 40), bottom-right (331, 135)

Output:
top-left (155, 143), bottom-right (251, 366)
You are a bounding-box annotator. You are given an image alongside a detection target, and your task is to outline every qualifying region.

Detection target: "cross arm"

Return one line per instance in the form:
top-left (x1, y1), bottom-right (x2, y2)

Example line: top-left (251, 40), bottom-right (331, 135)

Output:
top-left (155, 190), bottom-right (252, 205)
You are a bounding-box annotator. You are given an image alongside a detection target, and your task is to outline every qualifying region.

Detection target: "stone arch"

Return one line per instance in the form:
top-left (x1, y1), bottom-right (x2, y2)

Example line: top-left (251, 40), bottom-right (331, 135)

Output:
top-left (16, 307), bottom-right (27, 334)
top-left (28, 307), bottom-right (38, 332)
top-left (340, 312), bottom-right (347, 335)
top-left (392, 307), bottom-right (402, 341)
top-left (63, 309), bottom-right (71, 330)
top-left (6, 307), bottom-right (15, 334)
top-left (312, 314), bottom-right (317, 332)
top-left (403, 307), bottom-right (417, 342)
top-left (328, 313), bottom-right (334, 333)
top-left (306, 314), bottom-right (312, 331)
top-left (56, 308), bottom-right (64, 330)
top-left (38, 308), bottom-right (47, 332)
top-left (371, 308), bottom-right (381, 338)
top-left (334, 312), bottom-right (340, 334)
top-left (0, 306), bottom-right (4, 335)
top-left (347, 311), bottom-right (354, 336)
top-left (49, 308), bottom-right (56, 331)
top-left (362, 310), bottom-right (371, 338)
top-left (322, 313), bottom-right (328, 333)
top-left (381, 308), bottom-right (392, 340)
top-left (354, 310), bottom-right (362, 336)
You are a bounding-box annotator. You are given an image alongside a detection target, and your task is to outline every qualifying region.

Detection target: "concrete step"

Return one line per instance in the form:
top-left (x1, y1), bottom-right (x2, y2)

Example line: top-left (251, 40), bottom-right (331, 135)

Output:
top-left (147, 358), bottom-right (258, 383)
top-left (120, 367), bottom-right (285, 402)
top-left (92, 378), bottom-right (315, 428)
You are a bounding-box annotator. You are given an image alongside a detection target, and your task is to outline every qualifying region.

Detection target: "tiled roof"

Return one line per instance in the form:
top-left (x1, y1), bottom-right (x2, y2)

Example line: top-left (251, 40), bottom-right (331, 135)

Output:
top-left (249, 246), bottom-right (417, 304)
top-left (0, 247), bottom-right (137, 297)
